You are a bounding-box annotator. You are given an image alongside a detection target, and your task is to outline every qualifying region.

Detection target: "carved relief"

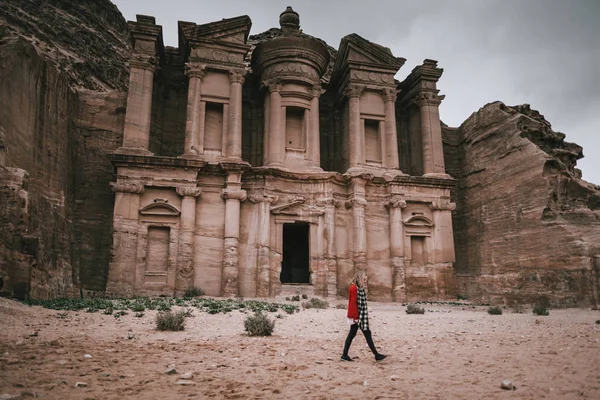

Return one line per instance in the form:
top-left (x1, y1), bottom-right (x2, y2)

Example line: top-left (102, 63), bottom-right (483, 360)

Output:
top-left (350, 70), bottom-right (394, 84)
top-left (110, 182), bottom-right (145, 194)
top-left (191, 48), bottom-right (244, 64)
top-left (262, 62), bottom-right (319, 80)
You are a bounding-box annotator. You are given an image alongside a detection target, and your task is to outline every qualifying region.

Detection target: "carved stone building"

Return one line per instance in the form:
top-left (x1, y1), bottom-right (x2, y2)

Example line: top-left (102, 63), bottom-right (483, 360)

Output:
top-left (105, 8), bottom-right (456, 301)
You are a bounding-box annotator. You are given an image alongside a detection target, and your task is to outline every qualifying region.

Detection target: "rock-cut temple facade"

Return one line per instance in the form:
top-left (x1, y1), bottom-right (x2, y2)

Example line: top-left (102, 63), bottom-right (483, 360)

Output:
top-left (105, 7), bottom-right (457, 301)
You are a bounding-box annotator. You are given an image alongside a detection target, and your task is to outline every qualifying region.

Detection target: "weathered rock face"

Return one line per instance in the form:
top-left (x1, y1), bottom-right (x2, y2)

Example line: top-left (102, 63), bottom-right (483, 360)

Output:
top-left (444, 101), bottom-right (600, 306)
top-left (0, 0), bottom-right (128, 298)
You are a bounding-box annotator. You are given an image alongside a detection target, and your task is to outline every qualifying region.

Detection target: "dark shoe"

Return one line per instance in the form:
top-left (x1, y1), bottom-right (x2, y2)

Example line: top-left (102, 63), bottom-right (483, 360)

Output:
top-left (375, 354), bottom-right (387, 362)
top-left (340, 354), bottom-right (353, 362)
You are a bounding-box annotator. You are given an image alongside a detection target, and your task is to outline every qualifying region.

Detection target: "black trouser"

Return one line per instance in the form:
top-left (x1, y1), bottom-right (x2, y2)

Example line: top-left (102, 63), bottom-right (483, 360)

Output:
top-left (343, 323), bottom-right (378, 356)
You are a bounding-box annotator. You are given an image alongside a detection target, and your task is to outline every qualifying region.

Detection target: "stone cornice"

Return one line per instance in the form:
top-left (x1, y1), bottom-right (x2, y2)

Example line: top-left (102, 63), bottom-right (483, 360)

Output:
top-left (176, 187), bottom-right (202, 197)
top-left (110, 182), bottom-right (145, 194)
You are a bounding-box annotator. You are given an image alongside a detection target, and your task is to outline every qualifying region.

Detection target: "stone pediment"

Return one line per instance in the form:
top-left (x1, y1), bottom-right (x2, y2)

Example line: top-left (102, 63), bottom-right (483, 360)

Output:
top-left (331, 33), bottom-right (405, 84)
top-left (271, 197), bottom-right (324, 217)
top-left (179, 16), bottom-right (252, 45)
top-left (404, 215), bottom-right (434, 227)
top-left (139, 199), bottom-right (180, 216)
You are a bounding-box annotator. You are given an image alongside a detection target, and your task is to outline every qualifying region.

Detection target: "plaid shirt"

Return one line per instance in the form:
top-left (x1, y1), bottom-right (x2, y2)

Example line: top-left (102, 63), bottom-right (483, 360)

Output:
top-left (357, 287), bottom-right (369, 331)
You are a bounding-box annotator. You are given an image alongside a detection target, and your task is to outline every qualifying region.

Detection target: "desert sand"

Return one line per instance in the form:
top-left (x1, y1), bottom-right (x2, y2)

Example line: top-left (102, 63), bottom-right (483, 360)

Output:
top-left (0, 297), bottom-right (599, 399)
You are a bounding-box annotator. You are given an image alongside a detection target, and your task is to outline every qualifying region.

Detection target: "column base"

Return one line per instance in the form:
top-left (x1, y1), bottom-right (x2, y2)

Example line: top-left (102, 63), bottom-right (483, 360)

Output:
top-left (181, 152), bottom-right (204, 160)
top-left (114, 146), bottom-right (153, 156)
top-left (423, 172), bottom-right (453, 179)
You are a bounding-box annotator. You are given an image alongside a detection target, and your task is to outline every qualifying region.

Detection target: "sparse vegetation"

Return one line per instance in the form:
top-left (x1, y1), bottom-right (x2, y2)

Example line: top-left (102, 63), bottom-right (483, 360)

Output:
top-left (244, 312), bottom-right (275, 336)
top-left (302, 298), bottom-right (329, 309)
top-left (457, 294), bottom-right (468, 300)
top-left (184, 287), bottom-right (205, 298)
top-left (156, 310), bottom-right (187, 331)
top-left (533, 296), bottom-right (550, 316)
top-left (488, 306), bottom-right (503, 315)
top-left (406, 304), bottom-right (425, 314)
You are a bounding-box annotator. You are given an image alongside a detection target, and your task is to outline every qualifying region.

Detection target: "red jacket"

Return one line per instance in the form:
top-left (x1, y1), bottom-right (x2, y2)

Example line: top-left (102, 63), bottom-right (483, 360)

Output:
top-left (347, 284), bottom-right (359, 320)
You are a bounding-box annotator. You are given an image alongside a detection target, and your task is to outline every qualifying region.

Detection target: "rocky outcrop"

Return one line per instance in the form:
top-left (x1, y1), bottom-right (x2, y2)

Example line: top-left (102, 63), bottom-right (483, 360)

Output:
top-left (444, 101), bottom-right (600, 306)
top-left (0, 0), bottom-right (129, 298)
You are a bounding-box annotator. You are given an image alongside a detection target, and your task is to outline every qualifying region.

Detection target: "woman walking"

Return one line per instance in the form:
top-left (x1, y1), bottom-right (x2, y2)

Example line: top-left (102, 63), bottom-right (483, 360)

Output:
top-left (341, 270), bottom-right (387, 362)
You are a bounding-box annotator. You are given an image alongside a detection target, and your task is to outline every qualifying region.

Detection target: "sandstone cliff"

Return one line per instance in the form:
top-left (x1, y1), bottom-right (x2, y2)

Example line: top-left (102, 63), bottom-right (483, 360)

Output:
top-left (0, 0), bottom-right (129, 298)
top-left (444, 101), bottom-right (600, 306)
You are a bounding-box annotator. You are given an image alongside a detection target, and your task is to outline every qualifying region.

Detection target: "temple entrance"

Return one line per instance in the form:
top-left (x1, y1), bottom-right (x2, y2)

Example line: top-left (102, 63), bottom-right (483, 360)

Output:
top-left (280, 222), bottom-right (310, 284)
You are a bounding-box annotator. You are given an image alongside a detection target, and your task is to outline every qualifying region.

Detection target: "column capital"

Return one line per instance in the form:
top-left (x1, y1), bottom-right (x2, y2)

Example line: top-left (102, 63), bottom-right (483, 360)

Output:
top-left (430, 200), bottom-right (456, 211)
top-left (176, 186), bottom-right (202, 198)
top-left (385, 198), bottom-right (407, 210)
top-left (222, 189), bottom-right (247, 202)
top-left (311, 83), bottom-right (323, 98)
top-left (228, 68), bottom-right (247, 84)
top-left (413, 91), bottom-right (445, 107)
top-left (343, 84), bottom-right (365, 99)
top-left (345, 198), bottom-right (368, 209)
top-left (248, 194), bottom-right (279, 205)
top-left (382, 88), bottom-right (398, 103)
top-left (185, 62), bottom-right (208, 79)
top-left (264, 78), bottom-right (282, 93)
top-left (316, 198), bottom-right (341, 208)
top-left (110, 182), bottom-right (145, 194)
top-left (129, 54), bottom-right (158, 72)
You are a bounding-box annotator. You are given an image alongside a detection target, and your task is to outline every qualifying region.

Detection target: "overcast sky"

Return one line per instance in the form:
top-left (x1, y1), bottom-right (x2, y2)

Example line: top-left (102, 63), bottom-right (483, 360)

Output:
top-left (112, 0), bottom-right (599, 184)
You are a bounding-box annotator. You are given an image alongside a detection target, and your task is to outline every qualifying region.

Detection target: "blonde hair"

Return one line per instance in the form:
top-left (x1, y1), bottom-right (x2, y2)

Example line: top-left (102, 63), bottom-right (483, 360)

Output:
top-left (350, 270), bottom-right (367, 287)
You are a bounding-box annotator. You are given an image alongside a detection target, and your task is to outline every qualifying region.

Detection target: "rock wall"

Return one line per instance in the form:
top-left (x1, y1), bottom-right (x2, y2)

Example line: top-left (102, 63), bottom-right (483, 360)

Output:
top-left (444, 102), bottom-right (600, 306)
top-left (0, 0), bottom-right (129, 298)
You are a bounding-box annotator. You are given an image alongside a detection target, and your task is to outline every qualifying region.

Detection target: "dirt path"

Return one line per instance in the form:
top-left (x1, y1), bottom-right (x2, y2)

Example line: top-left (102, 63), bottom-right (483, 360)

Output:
top-left (1, 298), bottom-right (599, 399)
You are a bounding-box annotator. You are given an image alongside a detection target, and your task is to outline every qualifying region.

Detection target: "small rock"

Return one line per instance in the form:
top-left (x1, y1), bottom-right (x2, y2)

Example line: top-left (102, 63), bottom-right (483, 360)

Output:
top-left (500, 380), bottom-right (514, 390)
top-left (363, 380), bottom-right (369, 386)
top-left (83, 354), bottom-right (92, 359)
top-left (175, 380), bottom-right (195, 386)
top-left (29, 331), bottom-right (38, 337)
top-left (74, 382), bottom-right (88, 388)
top-left (165, 366), bottom-right (177, 375)
top-left (179, 372), bottom-right (193, 380)
top-left (595, 320), bottom-right (600, 325)
top-left (390, 375), bottom-right (399, 381)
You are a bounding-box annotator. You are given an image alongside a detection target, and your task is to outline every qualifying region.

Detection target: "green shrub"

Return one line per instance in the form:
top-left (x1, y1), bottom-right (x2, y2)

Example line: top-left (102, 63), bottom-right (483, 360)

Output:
top-left (533, 303), bottom-right (549, 316)
top-left (291, 295), bottom-right (300, 302)
top-left (302, 298), bottom-right (329, 309)
top-left (156, 310), bottom-right (187, 331)
top-left (244, 312), bottom-right (275, 336)
top-left (488, 306), bottom-right (503, 315)
top-left (184, 287), bottom-right (205, 298)
top-left (406, 304), bottom-right (425, 314)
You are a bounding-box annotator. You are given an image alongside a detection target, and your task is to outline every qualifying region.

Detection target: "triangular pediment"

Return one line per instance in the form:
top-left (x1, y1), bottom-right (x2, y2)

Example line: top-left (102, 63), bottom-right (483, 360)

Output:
top-left (179, 16), bottom-right (252, 45)
top-left (331, 33), bottom-right (405, 84)
top-left (271, 198), bottom-right (324, 217)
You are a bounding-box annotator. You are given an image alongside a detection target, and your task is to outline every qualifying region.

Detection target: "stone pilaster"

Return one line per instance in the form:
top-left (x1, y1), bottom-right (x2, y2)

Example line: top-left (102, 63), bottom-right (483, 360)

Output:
top-left (106, 182), bottom-right (145, 297)
top-left (266, 80), bottom-right (285, 168)
top-left (345, 85), bottom-right (364, 169)
top-left (183, 63), bottom-right (207, 158)
top-left (413, 91), bottom-right (446, 176)
top-left (249, 194), bottom-right (279, 297)
top-left (226, 69), bottom-right (246, 160)
top-left (430, 199), bottom-right (456, 263)
top-left (175, 187), bottom-right (202, 293)
top-left (308, 83), bottom-right (322, 170)
top-left (118, 56), bottom-right (157, 155)
top-left (386, 197), bottom-right (407, 302)
top-left (317, 197), bottom-right (340, 298)
top-left (383, 88), bottom-right (400, 170)
top-left (346, 177), bottom-right (369, 273)
top-left (221, 172), bottom-right (247, 297)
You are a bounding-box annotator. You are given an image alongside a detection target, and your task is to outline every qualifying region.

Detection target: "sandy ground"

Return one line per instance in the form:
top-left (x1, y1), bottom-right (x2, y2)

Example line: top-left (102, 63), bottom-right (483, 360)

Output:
top-left (0, 297), bottom-right (599, 400)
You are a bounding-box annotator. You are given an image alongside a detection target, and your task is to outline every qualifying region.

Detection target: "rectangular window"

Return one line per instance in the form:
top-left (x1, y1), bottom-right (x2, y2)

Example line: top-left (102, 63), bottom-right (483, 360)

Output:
top-left (204, 102), bottom-right (224, 151)
top-left (285, 106), bottom-right (306, 150)
top-left (364, 119), bottom-right (382, 163)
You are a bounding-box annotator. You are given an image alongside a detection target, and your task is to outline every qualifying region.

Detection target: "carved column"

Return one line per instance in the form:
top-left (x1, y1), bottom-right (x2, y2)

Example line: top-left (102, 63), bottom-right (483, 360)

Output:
top-left (386, 197), bottom-right (407, 302)
top-left (266, 80), bottom-right (285, 168)
top-left (226, 69), bottom-right (245, 160)
top-left (318, 197), bottom-right (340, 298)
top-left (414, 91), bottom-right (446, 175)
top-left (221, 172), bottom-right (247, 296)
top-left (120, 56), bottom-right (157, 154)
top-left (308, 84), bottom-right (322, 170)
top-left (106, 182), bottom-right (145, 297)
top-left (263, 90), bottom-right (271, 165)
top-left (183, 63), bottom-right (207, 157)
top-left (347, 177), bottom-right (369, 272)
top-left (383, 88), bottom-right (400, 169)
top-left (430, 200), bottom-right (456, 264)
top-left (175, 187), bottom-right (202, 293)
top-left (249, 194), bottom-right (279, 297)
top-left (346, 85), bottom-right (364, 169)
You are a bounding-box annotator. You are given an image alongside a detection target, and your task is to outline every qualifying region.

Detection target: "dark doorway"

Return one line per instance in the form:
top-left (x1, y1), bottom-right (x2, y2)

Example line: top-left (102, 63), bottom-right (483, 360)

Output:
top-left (281, 222), bottom-right (310, 284)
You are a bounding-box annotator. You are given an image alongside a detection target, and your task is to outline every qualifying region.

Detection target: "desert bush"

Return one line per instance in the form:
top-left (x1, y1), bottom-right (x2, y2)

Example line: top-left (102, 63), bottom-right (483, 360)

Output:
top-left (291, 295), bottom-right (300, 301)
top-left (303, 298), bottom-right (329, 309)
top-left (156, 310), bottom-right (187, 331)
top-left (532, 303), bottom-right (549, 316)
top-left (184, 287), bottom-right (205, 298)
top-left (406, 304), bottom-right (425, 314)
top-left (244, 312), bottom-right (275, 336)
top-left (487, 306), bottom-right (503, 315)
